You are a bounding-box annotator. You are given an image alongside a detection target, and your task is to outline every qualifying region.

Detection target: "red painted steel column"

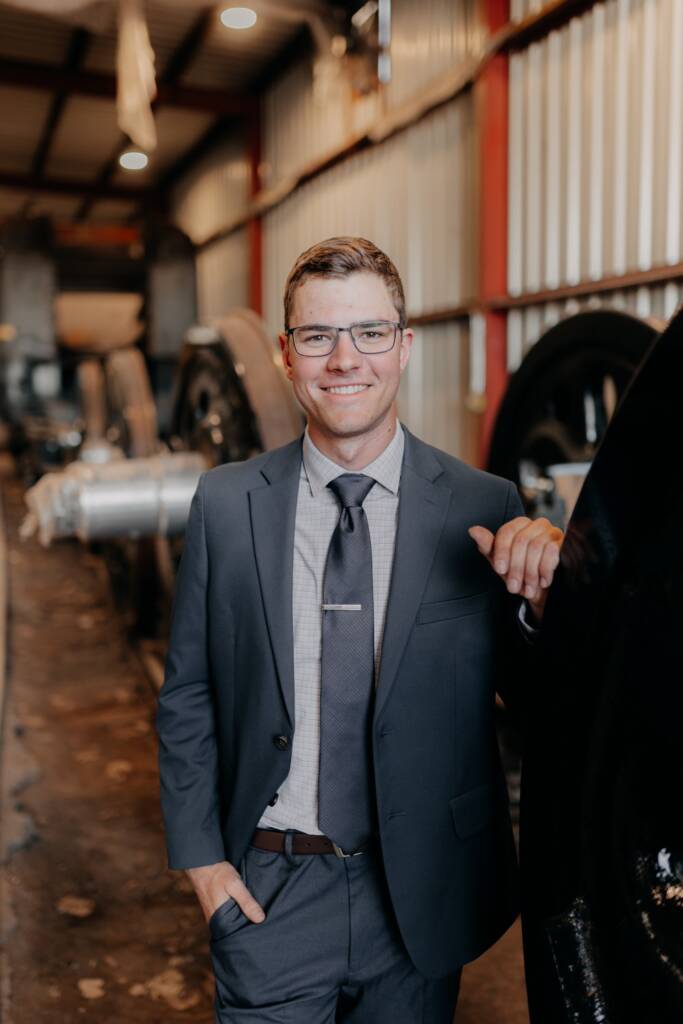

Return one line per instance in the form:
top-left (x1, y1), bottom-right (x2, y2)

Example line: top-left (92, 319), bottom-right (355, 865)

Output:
top-left (477, 0), bottom-right (510, 466)
top-left (247, 103), bottom-right (262, 316)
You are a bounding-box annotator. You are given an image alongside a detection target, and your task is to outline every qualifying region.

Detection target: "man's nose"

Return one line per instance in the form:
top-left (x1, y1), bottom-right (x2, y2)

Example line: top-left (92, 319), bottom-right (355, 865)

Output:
top-left (326, 330), bottom-right (362, 372)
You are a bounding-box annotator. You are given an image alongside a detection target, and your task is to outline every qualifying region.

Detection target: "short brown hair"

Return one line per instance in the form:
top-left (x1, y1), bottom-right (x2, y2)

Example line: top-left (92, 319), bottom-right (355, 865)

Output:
top-left (283, 236), bottom-right (406, 330)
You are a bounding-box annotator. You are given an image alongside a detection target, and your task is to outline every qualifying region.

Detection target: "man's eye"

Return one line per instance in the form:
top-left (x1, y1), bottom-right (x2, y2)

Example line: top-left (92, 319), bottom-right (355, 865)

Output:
top-left (360, 331), bottom-right (380, 339)
top-left (301, 333), bottom-right (332, 344)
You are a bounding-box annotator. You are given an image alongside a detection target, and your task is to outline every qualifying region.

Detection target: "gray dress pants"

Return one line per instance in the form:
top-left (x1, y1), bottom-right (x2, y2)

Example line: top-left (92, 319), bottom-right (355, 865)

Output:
top-left (208, 830), bottom-right (461, 1023)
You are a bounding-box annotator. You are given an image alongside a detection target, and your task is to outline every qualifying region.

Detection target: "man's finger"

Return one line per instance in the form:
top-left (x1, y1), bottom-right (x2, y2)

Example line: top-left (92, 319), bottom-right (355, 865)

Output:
top-left (538, 539), bottom-right (561, 588)
top-left (467, 525), bottom-right (495, 558)
top-left (227, 878), bottom-right (266, 923)
top-left (492, 517), bottom-right (537, 584)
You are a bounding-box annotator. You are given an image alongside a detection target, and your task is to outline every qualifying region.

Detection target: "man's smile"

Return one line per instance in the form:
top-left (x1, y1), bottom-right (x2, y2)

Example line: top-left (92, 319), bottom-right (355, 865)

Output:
top-left (319, 384), bottom-right (372, 395)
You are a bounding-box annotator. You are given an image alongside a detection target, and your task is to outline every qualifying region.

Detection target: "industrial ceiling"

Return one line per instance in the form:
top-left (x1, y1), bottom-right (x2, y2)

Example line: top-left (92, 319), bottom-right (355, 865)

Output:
top-left (0, 0), bottom-right (350, 226)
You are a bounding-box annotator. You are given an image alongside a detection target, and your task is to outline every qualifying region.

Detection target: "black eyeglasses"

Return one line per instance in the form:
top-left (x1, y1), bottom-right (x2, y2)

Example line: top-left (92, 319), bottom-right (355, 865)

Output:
top-left (285, 320), bottom-right (403, 357)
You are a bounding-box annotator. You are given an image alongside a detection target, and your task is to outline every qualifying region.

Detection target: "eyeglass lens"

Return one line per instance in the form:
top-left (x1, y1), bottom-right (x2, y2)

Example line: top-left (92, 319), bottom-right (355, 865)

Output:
top-left (291, 322), bottom-right (397, 355)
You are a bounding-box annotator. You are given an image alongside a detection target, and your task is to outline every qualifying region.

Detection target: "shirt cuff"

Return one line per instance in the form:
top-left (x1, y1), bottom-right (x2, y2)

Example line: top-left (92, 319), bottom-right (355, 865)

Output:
top-left (518, 599), bottom-right (540, 635)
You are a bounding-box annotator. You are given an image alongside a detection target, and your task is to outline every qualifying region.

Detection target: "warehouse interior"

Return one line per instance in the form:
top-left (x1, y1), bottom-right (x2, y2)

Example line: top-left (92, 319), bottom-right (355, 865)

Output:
top-left (0, 0), bottom-right (681, 1021)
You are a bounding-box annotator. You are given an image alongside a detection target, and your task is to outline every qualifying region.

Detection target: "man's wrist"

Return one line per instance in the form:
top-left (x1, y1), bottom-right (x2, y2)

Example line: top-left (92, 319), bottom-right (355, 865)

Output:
top-left (185, 861), bottom-right (226, 884)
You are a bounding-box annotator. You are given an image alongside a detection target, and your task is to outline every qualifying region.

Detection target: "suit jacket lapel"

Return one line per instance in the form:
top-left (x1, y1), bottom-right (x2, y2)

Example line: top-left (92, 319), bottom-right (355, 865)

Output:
top-left (247, 425), bottom-right (451, 730)
top-left (373, 426), bottom-right (451, 723)
top-left (248, 436), bottom-right (303, 731)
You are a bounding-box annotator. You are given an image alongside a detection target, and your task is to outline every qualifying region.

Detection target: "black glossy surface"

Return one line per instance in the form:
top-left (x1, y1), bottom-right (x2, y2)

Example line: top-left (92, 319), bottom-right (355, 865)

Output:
top-left (520, 306), bottom-right (683, 1022)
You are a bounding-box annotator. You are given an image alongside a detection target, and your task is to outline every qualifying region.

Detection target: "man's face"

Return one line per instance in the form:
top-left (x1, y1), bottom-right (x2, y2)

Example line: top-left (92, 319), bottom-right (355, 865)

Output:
top-left (279, 271), bottom-right (413, 440)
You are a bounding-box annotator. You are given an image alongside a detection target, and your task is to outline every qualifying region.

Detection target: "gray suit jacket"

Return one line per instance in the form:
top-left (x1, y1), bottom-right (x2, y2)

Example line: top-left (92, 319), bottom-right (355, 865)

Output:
top-left (156, 424), bottom-right (530, 977)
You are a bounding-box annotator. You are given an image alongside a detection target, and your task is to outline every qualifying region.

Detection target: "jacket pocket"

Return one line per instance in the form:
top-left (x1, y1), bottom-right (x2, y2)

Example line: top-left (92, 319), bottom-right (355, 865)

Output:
top-left (417, 590), bottom-right (492, 625)
top-left (449, 780), bottom-right (502, 839)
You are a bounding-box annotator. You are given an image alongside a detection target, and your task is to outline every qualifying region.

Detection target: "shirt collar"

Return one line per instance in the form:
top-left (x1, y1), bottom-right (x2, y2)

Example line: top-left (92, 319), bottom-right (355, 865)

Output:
top-left (302, 419), bottom-right (404, 498)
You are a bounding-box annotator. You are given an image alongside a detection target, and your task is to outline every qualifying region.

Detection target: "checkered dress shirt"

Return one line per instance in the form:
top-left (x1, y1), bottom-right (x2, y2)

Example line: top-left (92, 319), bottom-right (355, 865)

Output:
top-left (256, 419), bottom-right (405, 835)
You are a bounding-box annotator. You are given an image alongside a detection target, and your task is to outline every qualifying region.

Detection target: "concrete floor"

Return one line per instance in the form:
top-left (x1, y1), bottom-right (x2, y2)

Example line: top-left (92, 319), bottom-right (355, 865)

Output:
top-left (0, 467), bottom-right (529, 1022)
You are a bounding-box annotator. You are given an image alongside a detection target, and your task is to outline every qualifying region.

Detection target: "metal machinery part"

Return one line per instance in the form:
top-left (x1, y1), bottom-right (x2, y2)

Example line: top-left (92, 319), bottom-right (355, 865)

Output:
top-left (0, 216), bottom-right (56, 422)
top-left (170, 311), bottom-right (303, 467)
top-left (144, 224), bottom-right (198, 438)
top-left (104, 346), bottom-right (160, 458)
top-left (487, 311), bottom-right (661, 528)
top-left (23, 311), bottom-right (303, 629)
top-left (521, 305), bottom-right (683, 1023)
top-left (21, 451), bottom-right (207, 546)
top-left (76, 358), bottom-right (108, 443)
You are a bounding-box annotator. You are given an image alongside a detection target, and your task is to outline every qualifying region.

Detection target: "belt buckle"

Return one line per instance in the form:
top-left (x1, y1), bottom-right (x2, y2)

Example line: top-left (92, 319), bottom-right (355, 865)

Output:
top-left (331, 841), bottom-right (365, 859)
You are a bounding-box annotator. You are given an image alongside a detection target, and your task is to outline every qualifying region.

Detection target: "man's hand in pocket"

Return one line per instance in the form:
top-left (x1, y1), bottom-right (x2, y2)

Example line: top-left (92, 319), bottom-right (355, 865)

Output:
top-left (185, 861), bottom-right (266, 924)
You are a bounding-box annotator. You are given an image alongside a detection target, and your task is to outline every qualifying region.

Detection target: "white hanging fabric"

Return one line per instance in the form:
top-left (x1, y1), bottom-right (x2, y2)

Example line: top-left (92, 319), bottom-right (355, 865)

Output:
top-left (1, 0), bottom-right (113, 31)
top-left (116, 0), bottom-right (157, 152)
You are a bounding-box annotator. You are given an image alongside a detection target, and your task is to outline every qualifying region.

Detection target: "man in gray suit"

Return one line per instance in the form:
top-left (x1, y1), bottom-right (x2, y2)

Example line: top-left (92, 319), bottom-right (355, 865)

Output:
top-left (156, 237), bottom-right (563, 1022)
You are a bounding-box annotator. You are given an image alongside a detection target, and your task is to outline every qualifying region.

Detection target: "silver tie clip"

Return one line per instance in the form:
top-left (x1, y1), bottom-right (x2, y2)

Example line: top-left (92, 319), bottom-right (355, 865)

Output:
top-left (322, 603), bottom-right (362, 611)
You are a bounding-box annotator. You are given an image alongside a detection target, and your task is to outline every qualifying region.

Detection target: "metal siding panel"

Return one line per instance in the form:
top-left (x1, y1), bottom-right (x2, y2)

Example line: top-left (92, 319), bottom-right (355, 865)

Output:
top-left (545, 31), bottom-right (562, 288)
top-left (508, 52), bottom-right (524, 295)
top-left (612, 0), bottom-right (630, 275)
top-left (171, 135), bottom-right (250, 244)
top-left (386, 0), bottom-right (482, 109)
top-left (565, 16), bottom-right (582, 285)
top-left (397, 321), bottom-right (470, 458)
top-left (196, 229), bottom-right (250, 321)
top-left (509, 0), bottom-right (680, 296)
top-left (665, 0), bottom-right (683, 264)
top-left (263, 59), bottom-right (349, 186)
top-left (588, 4), bottom-right (606, 281)
top-left (637, 0), bottom-right (656, 271)
top-left (263, 94), bottom-right (474, 335)
top-left (526, 42), bottom-right (543, 292)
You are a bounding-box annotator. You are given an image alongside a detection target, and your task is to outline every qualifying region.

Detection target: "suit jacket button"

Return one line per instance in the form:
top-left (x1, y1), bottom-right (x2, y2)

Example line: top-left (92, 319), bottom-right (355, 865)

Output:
top-left (273, 735), bottom-right (289, 750)
top-left (268, 793), bottom-right (279, 806)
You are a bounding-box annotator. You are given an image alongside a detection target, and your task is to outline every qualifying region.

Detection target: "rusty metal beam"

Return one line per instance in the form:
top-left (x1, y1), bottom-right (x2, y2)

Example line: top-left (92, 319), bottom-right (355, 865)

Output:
top-left (31, 29), bottom-right (92, 179)
top-left (0, 56), bottom-right (254, 116)
top-left (0, 170), bottom-right (147, 201)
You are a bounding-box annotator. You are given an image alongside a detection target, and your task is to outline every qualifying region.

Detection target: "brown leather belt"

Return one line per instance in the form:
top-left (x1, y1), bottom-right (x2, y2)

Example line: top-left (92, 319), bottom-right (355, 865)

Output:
top-left (250, 828), bottom-right (375, 858)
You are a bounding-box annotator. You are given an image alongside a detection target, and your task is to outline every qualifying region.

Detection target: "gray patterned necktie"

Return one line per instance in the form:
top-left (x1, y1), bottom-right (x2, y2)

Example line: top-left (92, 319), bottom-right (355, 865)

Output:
top-left (318, 472), bottom-right (378, 851)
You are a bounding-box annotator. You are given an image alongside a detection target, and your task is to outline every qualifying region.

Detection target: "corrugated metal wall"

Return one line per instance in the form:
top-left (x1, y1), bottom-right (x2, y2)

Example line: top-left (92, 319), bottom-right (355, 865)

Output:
top-left (397, 321), bottom-right (478, 464)
top-left (262, 61), bottom-right (354, 186)
top-left (385, 0), bottom-right (484, 108)
top-left (508, 0), bottom-right (683, 296)
top-left (509, 0), bottom-right (545, 22)
top-left (194, 230), bottom-right (250, 321)
top-left (263, 96), bottom-right (475, 330)
top-left (171, 135), bottom-right (251, 317)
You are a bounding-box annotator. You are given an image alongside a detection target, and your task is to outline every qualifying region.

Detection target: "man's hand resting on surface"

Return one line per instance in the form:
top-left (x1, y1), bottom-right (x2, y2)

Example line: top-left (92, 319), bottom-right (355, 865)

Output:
top-left (468, 516), bottom-right (564, 625)
top-left (186, 862), bottom-right (266, 925)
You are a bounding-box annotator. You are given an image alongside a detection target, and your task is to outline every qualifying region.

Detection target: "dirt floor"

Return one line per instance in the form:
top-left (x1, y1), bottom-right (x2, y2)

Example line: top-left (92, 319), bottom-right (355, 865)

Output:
top-left (0, 464), bottom-right (529, 1023)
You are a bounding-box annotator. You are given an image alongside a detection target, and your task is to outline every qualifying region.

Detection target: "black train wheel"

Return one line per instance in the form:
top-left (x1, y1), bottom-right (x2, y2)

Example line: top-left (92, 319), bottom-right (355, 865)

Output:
top-left (488, 310), bottom-right (660, 525)
top-left (171, 311), bottom-right (302, 468)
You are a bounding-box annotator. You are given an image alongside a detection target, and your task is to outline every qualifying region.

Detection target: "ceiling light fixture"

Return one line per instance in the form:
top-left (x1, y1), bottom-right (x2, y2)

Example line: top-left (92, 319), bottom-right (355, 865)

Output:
top-left (220, 6), bottom-right (257, 30)
top-left (119, 149), bottom-right (148, 171)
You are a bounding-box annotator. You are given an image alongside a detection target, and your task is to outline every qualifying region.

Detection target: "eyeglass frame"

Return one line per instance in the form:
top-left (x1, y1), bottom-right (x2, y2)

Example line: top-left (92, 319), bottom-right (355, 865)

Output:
top-left (284, 319), bottom-right (404, 357)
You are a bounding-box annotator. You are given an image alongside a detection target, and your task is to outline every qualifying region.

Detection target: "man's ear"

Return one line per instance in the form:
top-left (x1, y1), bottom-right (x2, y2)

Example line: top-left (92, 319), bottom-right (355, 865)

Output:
top-left (399, 327), bottom-right (414, 372)
top-left (279, 332), bottom-right (294, 381)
